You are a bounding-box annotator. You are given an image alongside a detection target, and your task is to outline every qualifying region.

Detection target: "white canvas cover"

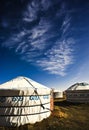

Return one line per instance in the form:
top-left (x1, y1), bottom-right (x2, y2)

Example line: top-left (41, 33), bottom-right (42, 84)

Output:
top-left (66, 82), bottom-right (89, 103)
top-left (53, 89), bottom-right (63, 98)
top-left (0, 76), bottom-right (52, 127)
top-left (67, 82), bottom-right (89, 91)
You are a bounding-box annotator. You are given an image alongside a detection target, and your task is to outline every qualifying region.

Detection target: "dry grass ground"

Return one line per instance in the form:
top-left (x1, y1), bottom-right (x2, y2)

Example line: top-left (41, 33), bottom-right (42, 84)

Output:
top-left (0, 99), bottom-right (89, 130)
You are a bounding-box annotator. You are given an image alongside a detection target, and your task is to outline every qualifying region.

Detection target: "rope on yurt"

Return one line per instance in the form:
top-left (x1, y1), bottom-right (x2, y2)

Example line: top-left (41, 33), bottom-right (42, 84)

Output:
top-left (23, 77), bottom-right (37, 90)
top-left (23, 77), bottom-right (52, 112)
top-left (23, 77), bottom-right (44, 106)
top-left (40, 104), bottom-right (53, 112)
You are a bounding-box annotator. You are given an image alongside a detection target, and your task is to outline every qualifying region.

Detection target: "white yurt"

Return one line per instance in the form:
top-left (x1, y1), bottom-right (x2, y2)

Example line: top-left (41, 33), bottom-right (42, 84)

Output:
top-left (53, 89), bottom-right (63, 99)
top-left (66, 82), bottom-right (89, 103)
top-left (0, 76), bottom-right (53, 127)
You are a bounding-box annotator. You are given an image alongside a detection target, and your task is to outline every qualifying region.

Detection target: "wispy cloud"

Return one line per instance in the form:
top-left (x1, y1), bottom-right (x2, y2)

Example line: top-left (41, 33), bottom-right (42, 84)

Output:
top-left (41, 0), bottom-right (52, 11)
top-left (15, 41), bottom-right (28, 54)
top-left (61, 15), bottom-right (71, 36)
top-left (23, 0), bottom-right (39, 22)
top-left (23, 0), bottom-right (52, 22)
top-left (36, 38), bottom-right (75, 76)
top-left (1, 0), bottom-right (75, 76)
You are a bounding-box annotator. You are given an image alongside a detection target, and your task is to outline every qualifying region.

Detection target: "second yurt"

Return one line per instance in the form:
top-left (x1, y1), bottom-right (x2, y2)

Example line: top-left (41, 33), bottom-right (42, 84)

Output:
top-left (0, 76), bottom-right (53, 127)
top-left (53, 89), bottom-right (63, 99)
top-left (66, 82), bottom-right (89, 103)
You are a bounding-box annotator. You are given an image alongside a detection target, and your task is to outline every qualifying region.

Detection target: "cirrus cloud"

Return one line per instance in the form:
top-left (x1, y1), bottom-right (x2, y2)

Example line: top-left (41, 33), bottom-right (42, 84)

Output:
top-left (36, 38), bottom-right (75, 76)
top-left (0, 0), bottom-right (75, 76)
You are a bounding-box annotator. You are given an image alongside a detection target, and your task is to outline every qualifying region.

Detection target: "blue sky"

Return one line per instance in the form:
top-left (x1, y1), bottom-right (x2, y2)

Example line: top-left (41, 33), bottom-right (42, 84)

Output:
top-left (0, 0), bottom-right (89, 90)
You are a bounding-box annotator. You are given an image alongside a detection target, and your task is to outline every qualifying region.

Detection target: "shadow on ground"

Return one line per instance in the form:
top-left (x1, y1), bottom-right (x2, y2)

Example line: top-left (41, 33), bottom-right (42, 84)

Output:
top-left (54, 100), bottom-right (85, 107)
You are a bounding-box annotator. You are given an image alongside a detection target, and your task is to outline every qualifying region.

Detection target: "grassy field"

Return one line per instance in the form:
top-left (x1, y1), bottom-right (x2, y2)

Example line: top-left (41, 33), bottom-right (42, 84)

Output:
top-left (0, 99), bottom-right (89, 130)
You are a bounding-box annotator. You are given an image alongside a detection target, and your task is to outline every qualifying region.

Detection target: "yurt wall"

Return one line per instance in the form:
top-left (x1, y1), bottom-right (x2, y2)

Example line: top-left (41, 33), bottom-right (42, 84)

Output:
top-left (66, 82), bottom-right (89, 103)
top-left (66, 90), bottom-right (89, 103)
top-left (0, 76), bottom-right (53, 127)
top-left (53, 90), bottom-right (63, 99)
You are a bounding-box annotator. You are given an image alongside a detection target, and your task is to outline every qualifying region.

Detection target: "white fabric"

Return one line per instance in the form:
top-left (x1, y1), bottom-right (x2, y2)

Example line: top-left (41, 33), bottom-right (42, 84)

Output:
top-left (0, 76), bottom-right (52, 127)
top-left (53, 89), bottom-right (63, 98)
top-left (67, 82), bottom-right (89, 90)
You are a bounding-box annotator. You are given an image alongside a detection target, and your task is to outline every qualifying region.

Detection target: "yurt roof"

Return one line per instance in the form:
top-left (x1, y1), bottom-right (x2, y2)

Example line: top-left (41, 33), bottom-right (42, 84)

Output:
top-left (54, 89), bottom-right (62, 92)
top-left (0, 76), bottom-right (50, 91)
top-left (67, 82), bottom-right (89, 91)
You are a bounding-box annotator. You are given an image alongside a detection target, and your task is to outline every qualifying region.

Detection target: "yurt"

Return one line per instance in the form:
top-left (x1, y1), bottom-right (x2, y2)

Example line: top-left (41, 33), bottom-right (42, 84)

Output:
top-left (66, 82), bottom-right (89, 103)
top-left (53, 89), bottom-right (63, 99)
top-left (0, 76), bottom-right (53, 127)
